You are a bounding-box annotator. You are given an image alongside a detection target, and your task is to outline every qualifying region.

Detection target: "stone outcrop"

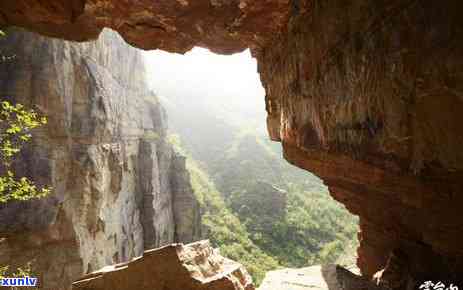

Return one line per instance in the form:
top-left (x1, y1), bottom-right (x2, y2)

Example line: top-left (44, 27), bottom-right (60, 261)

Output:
top-left (0, 28), bottom-right (201, 289)
top-left (72, 240), bottom-right (254, 290)
top-left (2, 0), bottom-right (463, 287)
top-left (258, 264), bottom-right (383, 290)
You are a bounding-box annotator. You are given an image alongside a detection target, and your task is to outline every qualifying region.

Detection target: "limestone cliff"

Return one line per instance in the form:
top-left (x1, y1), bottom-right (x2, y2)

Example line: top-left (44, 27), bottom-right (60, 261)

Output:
top-left (0, 29), bottom-right (201, 289)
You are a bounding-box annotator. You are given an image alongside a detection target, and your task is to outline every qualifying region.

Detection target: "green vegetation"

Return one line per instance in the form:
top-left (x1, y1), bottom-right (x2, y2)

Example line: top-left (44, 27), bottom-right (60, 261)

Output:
top-left (158, 58), bottom-right (359, 285)
top-left (0, 101), bottom-right (50, 202)
top-left (170, 135), bottom-right (278, 284)
top-left (0, 261), bottom-right (36, 290)
top-left (231, 182), bottom-right (358, 267)
top-left (0, 31), bottom-right (49, 282)
top-left (169, 133), bottom-right (358, 285)
top-left (0, 262), bottom-right (33, 279)
top-left (1, 32), bottom-right (50, 202)
top-left (197, 130), bottom-right (359, 269)
top-left (226, 133), bottom-right (358, 266)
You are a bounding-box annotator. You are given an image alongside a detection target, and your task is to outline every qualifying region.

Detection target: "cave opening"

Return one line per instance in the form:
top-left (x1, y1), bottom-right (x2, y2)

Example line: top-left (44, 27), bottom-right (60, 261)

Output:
top-left (1, 0), bottom-right (462, 288)
top-left (0, 27), bottom-right (357, 290)
top-left (143, 48), bottom-right (360, 284)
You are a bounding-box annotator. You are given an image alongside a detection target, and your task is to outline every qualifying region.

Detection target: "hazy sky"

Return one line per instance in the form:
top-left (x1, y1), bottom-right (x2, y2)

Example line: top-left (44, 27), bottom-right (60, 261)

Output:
top-left (143, 48), bottom-right (266, 125)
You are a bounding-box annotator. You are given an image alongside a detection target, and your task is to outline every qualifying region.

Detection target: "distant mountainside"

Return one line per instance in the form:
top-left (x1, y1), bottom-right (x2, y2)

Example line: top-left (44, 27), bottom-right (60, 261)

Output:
top-left (162, 90), bottom-right (359, 282)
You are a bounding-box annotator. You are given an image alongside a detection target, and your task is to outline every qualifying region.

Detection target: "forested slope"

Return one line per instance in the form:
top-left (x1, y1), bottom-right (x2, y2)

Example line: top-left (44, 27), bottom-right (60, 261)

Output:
top-left (164, 93), bottom-right (359, 284)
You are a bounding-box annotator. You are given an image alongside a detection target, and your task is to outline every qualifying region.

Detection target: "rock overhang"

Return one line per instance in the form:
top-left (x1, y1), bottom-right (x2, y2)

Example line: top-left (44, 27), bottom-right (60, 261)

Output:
top-left (0, 0), bottom-right (292, 54)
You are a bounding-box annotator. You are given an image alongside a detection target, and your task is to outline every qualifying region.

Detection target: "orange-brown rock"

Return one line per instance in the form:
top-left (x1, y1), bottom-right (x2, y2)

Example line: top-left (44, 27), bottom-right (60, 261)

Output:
top-left (2, 0), bottom-right (463, 288)
top-left (72, 240), bottom-right (254, 290)
top-left (258, 0), bottom-right (463, 285)
top-left (0, 0), bottom-right (290, 54)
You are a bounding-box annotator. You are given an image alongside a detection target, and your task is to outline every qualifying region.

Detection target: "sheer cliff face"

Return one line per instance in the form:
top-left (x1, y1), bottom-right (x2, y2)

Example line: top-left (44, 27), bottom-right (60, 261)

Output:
top-left (1, 0), bottom-right (463, 287)
top-left (0, 29), bottom-right (201, 290)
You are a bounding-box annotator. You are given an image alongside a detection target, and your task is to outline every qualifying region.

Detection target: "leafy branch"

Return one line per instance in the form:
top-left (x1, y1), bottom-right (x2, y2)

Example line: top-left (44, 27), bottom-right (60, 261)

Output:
top-left (0, 100), bottom-right (50, 202)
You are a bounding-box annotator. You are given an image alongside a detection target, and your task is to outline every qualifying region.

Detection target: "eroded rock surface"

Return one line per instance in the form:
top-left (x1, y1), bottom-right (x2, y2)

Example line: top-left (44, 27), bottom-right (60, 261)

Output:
top-left (2, 0), bottom-right (463, 287)
top-left (72, 240), bottom-right (254, 290)
top-left (0, 29), bottom-right (201, 289)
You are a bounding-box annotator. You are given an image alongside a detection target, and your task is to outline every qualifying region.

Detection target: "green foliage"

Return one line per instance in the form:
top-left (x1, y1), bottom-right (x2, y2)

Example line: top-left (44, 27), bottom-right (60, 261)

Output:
top-left (167, 135), bottom-right (280, 285)
top-left (0, 261), bottom-right (36, 290)
top-left (251, 184), bottom-right (358, 267)
top-left (0, 32), bottom-right (48, 284)
top-left (171, 128), bottom-right (359, 274)
top-left (0, 262), bottom-right (33, 279)
top-left (166, 91), bottom-right (359, 284)
top-left (191, 129), bottom-right (359, 268)
top-left (0, 171), bottom-right (50, 203)
top-left (0, 101), bottom-right (46, 160)
top-left (186, 157), bottom-right (279, 285)
top-left (0, 100), bottom-right (50, 203)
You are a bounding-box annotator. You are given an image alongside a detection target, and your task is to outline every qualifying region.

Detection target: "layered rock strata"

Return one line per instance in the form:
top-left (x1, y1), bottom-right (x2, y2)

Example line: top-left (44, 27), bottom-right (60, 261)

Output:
top-left (1, 0), bottom-right (463, 287)
top-left (0, 29), bottom-right (201, 290)
top-left (72, 240), bottom-right (254, 290)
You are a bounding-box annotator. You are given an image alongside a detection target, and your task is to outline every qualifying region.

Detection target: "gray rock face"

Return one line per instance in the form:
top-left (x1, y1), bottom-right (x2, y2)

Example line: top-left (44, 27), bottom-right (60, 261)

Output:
top-left (0, 29), bottom-right (201, 290)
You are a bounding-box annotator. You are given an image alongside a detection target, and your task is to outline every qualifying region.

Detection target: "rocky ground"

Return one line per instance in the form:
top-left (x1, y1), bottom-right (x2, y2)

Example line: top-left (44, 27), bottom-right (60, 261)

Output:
top-left (258, 264), bottom-right (383, 290)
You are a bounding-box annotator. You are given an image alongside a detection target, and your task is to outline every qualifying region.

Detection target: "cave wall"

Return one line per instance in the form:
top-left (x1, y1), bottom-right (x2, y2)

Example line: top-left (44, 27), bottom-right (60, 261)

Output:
top-left (258, 0), bottom-right (463, 284)
top-left (1, 0), bottom-right (463, 287)
top-left (0, 29), bottom-right (201, 290)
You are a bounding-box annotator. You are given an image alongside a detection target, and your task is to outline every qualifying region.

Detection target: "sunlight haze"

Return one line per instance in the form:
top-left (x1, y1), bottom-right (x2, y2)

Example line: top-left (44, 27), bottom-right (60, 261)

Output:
top-left (143, 48), bottom-right (266, 131)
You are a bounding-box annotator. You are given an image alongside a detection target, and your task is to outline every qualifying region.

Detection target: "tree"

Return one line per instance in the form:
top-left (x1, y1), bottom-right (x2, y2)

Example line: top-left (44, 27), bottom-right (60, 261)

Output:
top-left (0, 100), bottom-right (50, 202)
top-left (0, 29), bottom-right (50, 203)
top-left (0, 30), bottom-right (49, 281)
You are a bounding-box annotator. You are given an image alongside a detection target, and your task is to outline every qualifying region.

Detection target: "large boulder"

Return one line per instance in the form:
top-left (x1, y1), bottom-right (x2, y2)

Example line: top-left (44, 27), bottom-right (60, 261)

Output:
top-left (72, 240), bottom-right (254, 290)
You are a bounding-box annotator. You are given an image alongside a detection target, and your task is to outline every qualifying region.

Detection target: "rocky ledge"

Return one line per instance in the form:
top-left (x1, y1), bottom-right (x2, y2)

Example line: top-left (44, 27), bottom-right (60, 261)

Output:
top-left (72, 240), bottom-right (254, 290)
